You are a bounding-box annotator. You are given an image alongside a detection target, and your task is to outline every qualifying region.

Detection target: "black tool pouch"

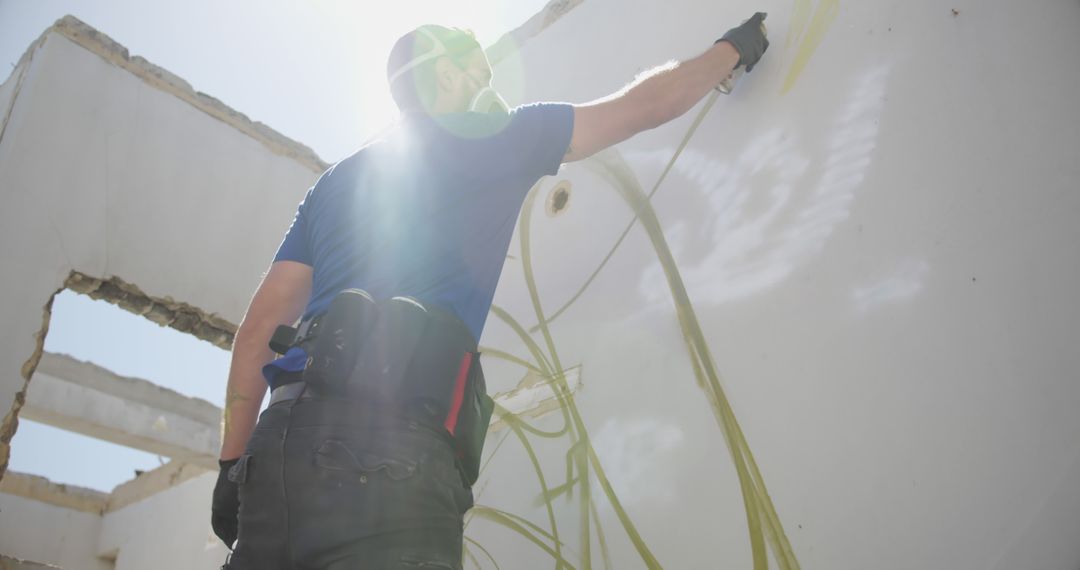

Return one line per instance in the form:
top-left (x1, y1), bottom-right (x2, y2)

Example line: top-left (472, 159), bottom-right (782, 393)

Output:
top-left (402, 303), bottom-right (493, 487)
top-left (302, 289), bottom-right (378, 395)
top-left (346, 297), bottom-right (493, 486)
top-left (346, 297), bottom-right (432, 402)
top-left (451, 353), bottom-right (494, 486)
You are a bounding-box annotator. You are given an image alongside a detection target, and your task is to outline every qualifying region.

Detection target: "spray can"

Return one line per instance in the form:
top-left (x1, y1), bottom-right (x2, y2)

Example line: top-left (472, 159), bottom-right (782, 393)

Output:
top-left (716, 16), bottom-right (768, 94)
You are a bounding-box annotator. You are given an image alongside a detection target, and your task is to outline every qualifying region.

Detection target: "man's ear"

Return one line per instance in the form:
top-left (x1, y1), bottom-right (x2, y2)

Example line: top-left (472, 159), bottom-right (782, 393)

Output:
top-left (434, 57), bottom-right (458, 94)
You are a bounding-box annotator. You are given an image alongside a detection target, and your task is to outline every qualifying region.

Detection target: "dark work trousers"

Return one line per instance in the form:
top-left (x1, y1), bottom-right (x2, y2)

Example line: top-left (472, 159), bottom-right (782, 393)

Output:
top-left (224, 394), bottom-right (474, 570)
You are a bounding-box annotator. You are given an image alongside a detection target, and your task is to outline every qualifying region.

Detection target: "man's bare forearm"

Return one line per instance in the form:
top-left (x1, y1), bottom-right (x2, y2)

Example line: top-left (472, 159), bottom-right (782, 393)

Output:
top-left (562, 16), bottom-right (765, 163)
top-left (623, 41), bottom-right (741, 129)
top-left (218, 261), bottom-right (312, 460)
top-left (220, 323), bottom-right (272, 460)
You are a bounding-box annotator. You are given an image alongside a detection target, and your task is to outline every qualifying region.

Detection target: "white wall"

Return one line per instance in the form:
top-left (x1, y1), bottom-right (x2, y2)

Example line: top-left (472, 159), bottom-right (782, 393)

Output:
top-left (0, 493), bottom-right (110, 570)
top-left (99, 473), bottom-right (227, 570)
top-left (469, 0), bottom-right (1080, 568)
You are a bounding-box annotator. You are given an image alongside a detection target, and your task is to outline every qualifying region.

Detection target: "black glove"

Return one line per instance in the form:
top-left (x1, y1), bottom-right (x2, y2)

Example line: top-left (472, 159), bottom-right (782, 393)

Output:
top-left (717, 12), bottom-right (769, 72)
top-left (211, 458), bottom-right (240, 548)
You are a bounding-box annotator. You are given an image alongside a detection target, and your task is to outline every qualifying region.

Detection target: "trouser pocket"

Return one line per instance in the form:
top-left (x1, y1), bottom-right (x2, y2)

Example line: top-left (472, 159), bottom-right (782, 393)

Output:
top-left (289, 430), bottom-right (465, 557)
top-left (314, 439), bottom-right (418, 480)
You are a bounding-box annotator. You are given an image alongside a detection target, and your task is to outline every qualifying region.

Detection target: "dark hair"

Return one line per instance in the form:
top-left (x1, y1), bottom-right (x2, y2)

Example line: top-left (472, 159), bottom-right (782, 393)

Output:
top-left (387, 26), bottom-right (481, 112)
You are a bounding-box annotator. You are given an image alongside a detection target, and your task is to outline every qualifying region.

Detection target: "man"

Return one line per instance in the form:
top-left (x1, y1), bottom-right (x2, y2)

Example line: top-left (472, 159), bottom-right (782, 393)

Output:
top-left (212, 14), bottom-right (768, 569)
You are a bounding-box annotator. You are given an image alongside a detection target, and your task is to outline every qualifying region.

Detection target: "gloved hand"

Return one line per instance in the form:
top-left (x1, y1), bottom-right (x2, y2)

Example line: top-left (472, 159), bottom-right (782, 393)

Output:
top-left (717, 12), bottom-right (769, 71)
top-left (211, 458), bottom-right (241, 548)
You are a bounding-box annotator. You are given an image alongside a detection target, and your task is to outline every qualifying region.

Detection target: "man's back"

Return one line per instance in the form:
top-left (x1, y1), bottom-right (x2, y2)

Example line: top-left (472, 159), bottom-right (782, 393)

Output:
top-left (278, 105), bottom-right (574, 341)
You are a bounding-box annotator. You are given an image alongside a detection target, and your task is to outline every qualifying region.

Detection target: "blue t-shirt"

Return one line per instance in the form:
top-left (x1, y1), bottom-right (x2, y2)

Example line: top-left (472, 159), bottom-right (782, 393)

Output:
top-left (264, 103), bottom-right (574, 385)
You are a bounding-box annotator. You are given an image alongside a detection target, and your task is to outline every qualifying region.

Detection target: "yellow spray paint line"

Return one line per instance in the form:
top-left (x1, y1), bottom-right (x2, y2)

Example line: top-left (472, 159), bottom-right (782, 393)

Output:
top-left (492, 305), bottom-right (559, 388)
top-left (480, 504), bottom-right (566, 544)
top-left (787, 0), bottom-right (814, 50)
top-left (463, 544), bottom-right (481, 570)
top-left (519, 188), bottom-right (663, 570)
top-left (481, 345), bottom-right (544, 373)
top-left (673, 305), bottom-right (777, 569)
top-left (475, 9), bottom-right (840, 560)
top-left (590, 497), bottom-right (614, 570)
top-left (462, 537), bottom-right (498, 565)
top-left (490, 306), bottom-right (574, 441)
top-left (591, 149), bottom-right (800, 569)
top-left (520, 187), bottom-right (596, 569)
top-left (476, 428), bottom-right (513, 482)
top-left (460, 541), bottom-right (486, 570)
top-left (600, 152), bottom-right (766, 568)
top-left (536, 0), bottom-right (842, 328)
top-left (530, 91), bottom-right (723, 334)
top-left (782, 0), bottom-right (840, 94)
top-left (509, 94), bottom-right (798, 567)
top-left (579, 442), bottom-right (592, 569)
top-left (471, 506), bottom-right (580, 569)
top-left (488, 305), bottom-right (580, 567)
top-left (490, 403), bottom-right (566, 567)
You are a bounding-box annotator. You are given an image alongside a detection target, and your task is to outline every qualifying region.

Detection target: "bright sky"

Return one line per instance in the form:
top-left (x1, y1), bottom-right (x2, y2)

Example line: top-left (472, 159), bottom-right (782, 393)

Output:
top-left (0, 0), bottom-right (548, 160)
top-left (0, 0), bottom-right (549, 492)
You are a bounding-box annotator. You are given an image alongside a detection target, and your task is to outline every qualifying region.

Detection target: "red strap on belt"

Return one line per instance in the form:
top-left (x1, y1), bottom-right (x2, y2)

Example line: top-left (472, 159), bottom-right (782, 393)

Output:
top-left (444, 352), bottom-right (473, 435)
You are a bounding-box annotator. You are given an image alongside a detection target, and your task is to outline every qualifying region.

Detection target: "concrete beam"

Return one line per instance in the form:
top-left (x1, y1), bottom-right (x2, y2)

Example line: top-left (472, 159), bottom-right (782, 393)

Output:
top-left (21, 353), bottom-right (220, 470)
top-left (105, 460), bottom-right (208, 513)
top-left (0, 471), bottom-right (108, 515)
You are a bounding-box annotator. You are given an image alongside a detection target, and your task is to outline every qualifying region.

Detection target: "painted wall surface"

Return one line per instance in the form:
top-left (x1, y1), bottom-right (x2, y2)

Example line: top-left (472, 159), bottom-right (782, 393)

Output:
top-left (98, 473), bottom-right (228, 570)
top-left (0, 473), bottom-right (228, 570)
top-left (0, 493), bottom-right (109, 570)
top-left (467, 0), bottom-right (1080, 568)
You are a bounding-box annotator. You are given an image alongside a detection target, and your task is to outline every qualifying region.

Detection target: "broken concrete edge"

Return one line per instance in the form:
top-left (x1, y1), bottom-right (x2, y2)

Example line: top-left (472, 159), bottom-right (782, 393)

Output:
top-left (0, 271), bottom-right (233, 481)
top-left (64, 271), bottom-right (237, 350)
top-left (0, 286), bottom-right (61, 482)
top-left (0, 554), bottom-right (64, 570)
top-left (1, 461), bottom-right (212, 517)
top-left (0, 470), bottom-right (110, 516)
top-left (487, 0), bottom-right (585, 66)
top-left (107, 460), bottom-right (210, 513)
top-left (29, 15), bottom-right (329, 174)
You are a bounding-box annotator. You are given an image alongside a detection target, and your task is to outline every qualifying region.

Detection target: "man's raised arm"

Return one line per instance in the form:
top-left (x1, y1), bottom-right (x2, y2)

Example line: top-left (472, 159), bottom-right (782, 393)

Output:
top-left (563, 13), bottom-right (769, 163)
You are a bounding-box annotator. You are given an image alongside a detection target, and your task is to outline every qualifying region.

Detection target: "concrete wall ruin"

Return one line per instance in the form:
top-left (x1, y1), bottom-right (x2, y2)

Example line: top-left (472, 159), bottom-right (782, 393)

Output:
top-left (0, 15), bottom-right (323, 569)
top-left (0, 14), bottom-right (322, 476)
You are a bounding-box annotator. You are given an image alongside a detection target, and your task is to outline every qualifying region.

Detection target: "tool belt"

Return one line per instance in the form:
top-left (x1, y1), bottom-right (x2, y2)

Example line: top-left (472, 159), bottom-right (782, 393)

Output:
top-left (270, 289), bottom-right (494, 486)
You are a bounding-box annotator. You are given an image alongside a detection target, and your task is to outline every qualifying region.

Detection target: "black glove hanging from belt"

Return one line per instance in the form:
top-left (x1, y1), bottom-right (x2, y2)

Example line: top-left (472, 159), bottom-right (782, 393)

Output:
top-left (211, 458), bottom-right (240, 548)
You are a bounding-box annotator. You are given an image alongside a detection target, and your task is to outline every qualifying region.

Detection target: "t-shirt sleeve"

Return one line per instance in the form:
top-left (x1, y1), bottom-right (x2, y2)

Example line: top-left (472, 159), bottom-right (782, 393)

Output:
top-left (503, 102), bottom-right (575, 183)
top-left (272, 187), bottom-right (314, 266)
